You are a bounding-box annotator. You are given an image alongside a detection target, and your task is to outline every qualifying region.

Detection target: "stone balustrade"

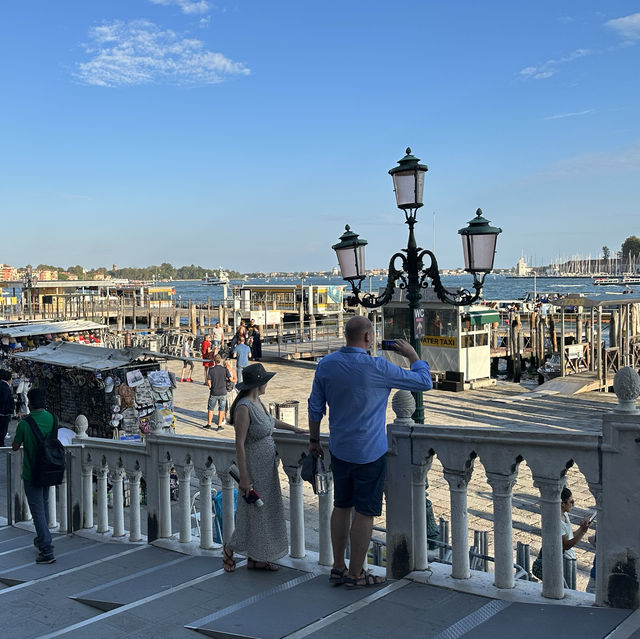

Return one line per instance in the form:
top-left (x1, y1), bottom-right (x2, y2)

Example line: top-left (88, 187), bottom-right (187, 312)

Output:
top-left (7, 367), bottom-right (640, 609)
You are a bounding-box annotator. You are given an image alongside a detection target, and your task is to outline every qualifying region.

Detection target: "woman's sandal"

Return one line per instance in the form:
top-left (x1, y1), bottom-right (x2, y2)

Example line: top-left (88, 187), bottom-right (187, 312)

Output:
top-left (223, 544), bottom-right (236, 573)
top-left (247, 558), bottom-right (279, 571)
top-left (329, 567), bottom-right (347, 586)
top-left (344, 570), bottom-right (387, 589)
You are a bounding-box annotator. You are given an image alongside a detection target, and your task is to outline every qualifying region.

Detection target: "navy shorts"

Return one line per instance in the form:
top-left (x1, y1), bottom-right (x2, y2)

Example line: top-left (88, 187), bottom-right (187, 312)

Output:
top-left (330, 453), bottom-right (386, 517)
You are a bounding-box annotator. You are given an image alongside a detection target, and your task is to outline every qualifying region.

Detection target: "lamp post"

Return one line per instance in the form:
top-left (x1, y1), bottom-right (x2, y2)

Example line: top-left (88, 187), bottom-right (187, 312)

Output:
top-left (23, 266), bottom-right (38, 321)
top-left (333, 148), bottom-right (502, 423)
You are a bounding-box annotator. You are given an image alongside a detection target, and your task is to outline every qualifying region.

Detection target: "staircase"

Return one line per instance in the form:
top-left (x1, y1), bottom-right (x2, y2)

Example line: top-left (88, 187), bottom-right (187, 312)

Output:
top-left (1, 524), bottom-right (635, 639)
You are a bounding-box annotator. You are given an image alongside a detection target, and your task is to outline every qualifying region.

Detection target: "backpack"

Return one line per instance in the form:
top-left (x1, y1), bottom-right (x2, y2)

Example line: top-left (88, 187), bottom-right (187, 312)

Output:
top-left (25, 414), bottom-right (66, 486)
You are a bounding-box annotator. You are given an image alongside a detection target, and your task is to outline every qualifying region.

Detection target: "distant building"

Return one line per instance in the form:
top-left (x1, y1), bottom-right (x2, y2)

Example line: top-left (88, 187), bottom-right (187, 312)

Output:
top-left (0, 264), bottom-right (17, 280)
top-left (60, 271), bottom-right (78, 280)
top-left (37, 269), bottom-right (58, 281)
top-left (515, 257), bottom-right (530, 277)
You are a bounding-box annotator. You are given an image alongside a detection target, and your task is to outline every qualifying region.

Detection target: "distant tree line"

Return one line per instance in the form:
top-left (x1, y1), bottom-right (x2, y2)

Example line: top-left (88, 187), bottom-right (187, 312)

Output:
top-left (34, 263), bottom-right (242, 281)
top-left (601, 236), bottom-right (640, 261)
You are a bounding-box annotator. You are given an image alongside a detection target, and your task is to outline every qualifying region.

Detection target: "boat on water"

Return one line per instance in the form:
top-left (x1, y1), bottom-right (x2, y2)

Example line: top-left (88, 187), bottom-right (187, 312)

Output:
top-left (202, 268), bottom-right (229, 286)
top-left (537, 352), bottom-right (563, 382)
top-left (593, 276), bottom-right (640, 286)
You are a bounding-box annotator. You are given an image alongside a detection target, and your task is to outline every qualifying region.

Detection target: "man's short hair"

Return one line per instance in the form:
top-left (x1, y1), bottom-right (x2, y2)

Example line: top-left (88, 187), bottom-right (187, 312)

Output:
top-left (27, 388), bottom-right (46, 410)
top-left (214, 354), bottom-right (222, 364)
top-left (345, 316), bottom-right (373, 345)
top-left (0, 369), bottom-right (11, 382)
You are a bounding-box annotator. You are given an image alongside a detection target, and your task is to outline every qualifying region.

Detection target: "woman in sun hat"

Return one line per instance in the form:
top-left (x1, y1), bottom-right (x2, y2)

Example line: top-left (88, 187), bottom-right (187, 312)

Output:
top-left (222, 363), bottom-right (306, 573)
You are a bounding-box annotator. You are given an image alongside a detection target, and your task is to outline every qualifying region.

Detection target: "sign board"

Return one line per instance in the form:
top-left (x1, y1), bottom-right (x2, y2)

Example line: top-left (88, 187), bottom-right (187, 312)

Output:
top-left (421, 335), bottom-right (457, 348)
top-left (250, 310), bottom-right (281, 325)
top-left (413, 308), bottom-right (425, 340)
top-left (566, 344), bottom-right (583, 360)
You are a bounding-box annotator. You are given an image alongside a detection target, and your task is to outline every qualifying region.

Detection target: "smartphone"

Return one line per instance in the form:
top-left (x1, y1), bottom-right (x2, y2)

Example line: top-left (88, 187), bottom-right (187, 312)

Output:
top-left (381, 339), bottom-right (397, 350)
top-left (588, 510), bottom-right (597, 523)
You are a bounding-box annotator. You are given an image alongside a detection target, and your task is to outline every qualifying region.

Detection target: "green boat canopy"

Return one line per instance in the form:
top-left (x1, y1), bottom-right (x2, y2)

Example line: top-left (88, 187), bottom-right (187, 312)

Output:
top-left (466, 310), bottom-right (500, 325)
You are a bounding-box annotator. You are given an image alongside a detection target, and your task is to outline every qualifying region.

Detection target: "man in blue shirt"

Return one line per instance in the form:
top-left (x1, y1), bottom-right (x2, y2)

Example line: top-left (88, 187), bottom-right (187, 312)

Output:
top-left (233, 336), bottom-right (252, 383)
top-left (308, 315), bottom-right (432, 588)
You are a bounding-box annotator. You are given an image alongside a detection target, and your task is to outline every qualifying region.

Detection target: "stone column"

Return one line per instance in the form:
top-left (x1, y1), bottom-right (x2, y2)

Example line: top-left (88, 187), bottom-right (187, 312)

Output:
top-left (128, 470), bottom-right (142, 542)
top-left (176, 464), bottom-right (193, 543)
top-left (412, 463), bottom-right (430, 571)
top-left (111, 467), bottom-right (126, 538)
top-left (443, 467), bottom-right (473, 580)
top-left (82, 463), bottom-right (94, 529)
top-left (284, 465), bottom-right (305, 559)
top-left (198, 469), bottom-right (215, 550)
top-left (158, 461), bottom-right (172, 538)
top-left (96, 466), bottom-right (109, 534)
top-left (486, 472), bottom-right (517, 589)
top-left (221, 473), bottom-right (236, 544)
top-left (532, 476), bottom-right (565, 599)
top-left (58, 475), bottom-right (68, 533)
top-left (47, 486), bottom-right (58, 529)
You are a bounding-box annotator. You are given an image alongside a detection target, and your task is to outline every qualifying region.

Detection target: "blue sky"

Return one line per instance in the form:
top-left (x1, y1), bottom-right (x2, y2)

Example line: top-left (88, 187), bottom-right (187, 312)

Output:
top-left (1, 1), bottom-right (639, 272)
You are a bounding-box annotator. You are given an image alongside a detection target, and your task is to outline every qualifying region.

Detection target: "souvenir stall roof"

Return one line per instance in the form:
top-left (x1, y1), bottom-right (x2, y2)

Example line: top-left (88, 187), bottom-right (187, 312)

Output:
top-left (0, 320), bottom-right (106, 338)
top-left (11, 341), bottom-right (169, 371)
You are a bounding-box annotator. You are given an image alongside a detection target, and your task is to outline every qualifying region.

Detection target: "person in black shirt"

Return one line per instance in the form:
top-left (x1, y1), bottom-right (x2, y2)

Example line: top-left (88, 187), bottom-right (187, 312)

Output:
top-left (206, 355), bottom-right (231, 430)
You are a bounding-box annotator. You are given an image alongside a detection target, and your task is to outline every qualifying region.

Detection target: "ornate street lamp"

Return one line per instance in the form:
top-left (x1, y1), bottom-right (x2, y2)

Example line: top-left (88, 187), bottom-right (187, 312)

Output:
top-left (333, 148), bottom-right (502, 422)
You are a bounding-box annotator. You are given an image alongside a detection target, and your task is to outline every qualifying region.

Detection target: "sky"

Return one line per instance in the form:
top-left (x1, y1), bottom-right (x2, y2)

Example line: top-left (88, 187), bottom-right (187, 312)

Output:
top-left (1, 1), bottom-right (639, 272)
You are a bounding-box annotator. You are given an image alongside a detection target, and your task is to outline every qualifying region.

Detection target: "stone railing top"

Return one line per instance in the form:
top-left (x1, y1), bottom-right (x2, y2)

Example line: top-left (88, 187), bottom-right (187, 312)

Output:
top-left (613, 366), bottom-right (640, 414)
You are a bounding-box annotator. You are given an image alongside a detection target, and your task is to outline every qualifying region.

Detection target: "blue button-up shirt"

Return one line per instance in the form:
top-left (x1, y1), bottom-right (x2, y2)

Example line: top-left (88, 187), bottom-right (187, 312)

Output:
top-left (307, 346), bottom-right (432, 464)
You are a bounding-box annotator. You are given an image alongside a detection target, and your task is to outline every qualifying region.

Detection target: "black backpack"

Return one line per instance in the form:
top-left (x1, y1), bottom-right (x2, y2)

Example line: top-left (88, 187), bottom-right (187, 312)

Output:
top-left (25, 414), bottom-right (66, 486)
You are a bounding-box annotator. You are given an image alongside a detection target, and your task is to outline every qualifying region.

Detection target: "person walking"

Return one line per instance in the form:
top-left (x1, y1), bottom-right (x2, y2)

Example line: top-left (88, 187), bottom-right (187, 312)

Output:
top-left (249, 320), bottom-right (263, 362)
top-left (222, 363), bottom-right (305, 572)
top-left (201, 334), bottom-right (213, 383)
top-left (180, 336), bottom-right (194, 382)
top-left (212, 322), bottom-right (225, 351)
top-left (307, 315), bottom-right (432, 588)
top-left (233, 336), bottom-right (251, 384)
top-left (206, 355), bottom-right (231, 430)
top-left (11, 388), bottom-right (58, 564)
top-left (0, 369), bottom-right (13, 446)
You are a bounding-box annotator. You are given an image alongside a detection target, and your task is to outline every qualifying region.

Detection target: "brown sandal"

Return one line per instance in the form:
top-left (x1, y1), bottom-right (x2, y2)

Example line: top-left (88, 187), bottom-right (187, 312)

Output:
top-left (344, 570), bottom-right (386, 588)
top-left (223, 544), bottom-right (236, 572)
top-left (247, 558), bottom-right (279, 571)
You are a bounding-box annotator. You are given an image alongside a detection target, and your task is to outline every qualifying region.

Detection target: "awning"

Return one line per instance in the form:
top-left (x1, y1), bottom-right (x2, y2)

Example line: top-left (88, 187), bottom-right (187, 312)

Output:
top-left (11, 341), bottom-right (167, 371)
top-left (467, 310), bottom-right (499, 325)
top-left (0, 320), bottom-right (106, 339)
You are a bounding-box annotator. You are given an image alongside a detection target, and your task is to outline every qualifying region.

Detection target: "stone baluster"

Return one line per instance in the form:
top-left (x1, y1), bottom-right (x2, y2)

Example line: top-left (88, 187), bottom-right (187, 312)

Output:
top-left (283, 465), bottom-right (305, 559)
top-left (128, 470), bottom-right (143, 542)
top-left (96, 465), bottom-right (109, 534)
top-left (318, 478), bottom-right (334, 566)
top-left (443, 465), bottom-right (474, 580)
top-left (198, 468), bottom-right (215, 550)
top-left (58, 474), bottom-right (68, 532)
top-left (82, 463), bottom-right (94, 529)
top-left (221, 473), bottom-right (235, 544)
top-left (486, 471), bottom-right (518, 589)
top-left (412, 463), bottom-right (430, 571)
top-left (176, 463), bottom-right (193, 543)
top-left (111, 466), bottom-right (126, 537)
top-left (47, 486), bottom-right (58, 529)
top-left (532, 476), bottom-right (565, 599)
top-left (158, 461), bottom-right (172, 538)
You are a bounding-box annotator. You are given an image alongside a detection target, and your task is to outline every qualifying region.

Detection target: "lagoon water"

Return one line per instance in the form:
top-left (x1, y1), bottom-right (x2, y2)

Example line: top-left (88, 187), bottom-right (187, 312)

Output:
top-left (171, 275), bottom-right (624, 305)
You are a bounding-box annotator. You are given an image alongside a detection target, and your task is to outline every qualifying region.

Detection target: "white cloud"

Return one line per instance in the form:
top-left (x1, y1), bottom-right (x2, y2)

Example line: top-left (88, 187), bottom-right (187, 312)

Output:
top-left (605, 12), bottom-right (640, 40)
top-left (75, 20), bottom-right (250, 87)
top-left (149, 0), bottom-right (210, 15)
top-left (543, 109), bottom-right (594, 120)
top-left (519, 48), bottom-right (592, 80)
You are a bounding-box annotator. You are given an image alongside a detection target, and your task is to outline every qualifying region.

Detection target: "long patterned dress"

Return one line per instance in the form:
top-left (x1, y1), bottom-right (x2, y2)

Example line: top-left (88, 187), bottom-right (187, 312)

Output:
top-left (229, 398), bottom-right (288, 562)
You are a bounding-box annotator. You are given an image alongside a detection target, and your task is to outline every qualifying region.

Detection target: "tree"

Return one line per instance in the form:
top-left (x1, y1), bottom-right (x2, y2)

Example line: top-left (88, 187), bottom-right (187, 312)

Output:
top-left (602, 246), bottom-right (610, 260)
top-left (621, 236), bottom-right (640, 259)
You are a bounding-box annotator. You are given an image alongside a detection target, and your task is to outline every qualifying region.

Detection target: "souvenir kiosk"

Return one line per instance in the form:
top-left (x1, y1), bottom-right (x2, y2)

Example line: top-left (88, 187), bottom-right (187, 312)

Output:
top-left (381, 288), bottom-right (498, 389)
